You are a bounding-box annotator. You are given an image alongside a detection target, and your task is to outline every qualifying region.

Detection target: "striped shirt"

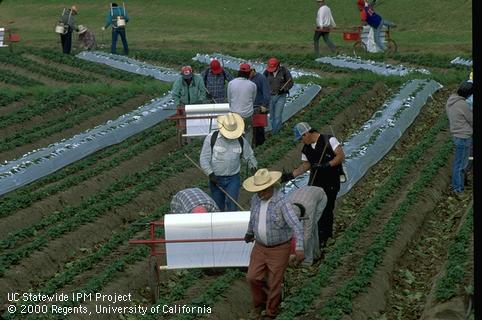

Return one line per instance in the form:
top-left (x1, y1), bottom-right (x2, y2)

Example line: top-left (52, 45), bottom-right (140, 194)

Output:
top-left (247, 189), bottom-right (304, 250)
top-left (170, 188), bottom-right (219, 213)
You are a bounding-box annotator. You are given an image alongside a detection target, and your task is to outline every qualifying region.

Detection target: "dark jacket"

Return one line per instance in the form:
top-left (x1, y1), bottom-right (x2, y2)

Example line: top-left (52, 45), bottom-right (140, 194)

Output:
top-left (302, 134), bottom-right (341, 192)
top-left (60, 9), bottom-right (76, 30)
top-left (263, 66), bottom-right (294, 95)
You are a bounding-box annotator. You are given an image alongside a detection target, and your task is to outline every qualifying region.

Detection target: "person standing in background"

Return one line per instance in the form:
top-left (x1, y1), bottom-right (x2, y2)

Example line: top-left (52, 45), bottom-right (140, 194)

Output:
top-left (249, 67), bottom-right (271, 147)
top-left (102, 2), bottom-right (129, 55)
top-left (263, 57), bottom-right (293, 135)
top-left (202, 59), bottom-right (234, 103)
top-left (313, 0), bottom-right (337, 55)
top-left (445, 81), bottom-right (473, 194)
top-left (227, 63), bottom-right (257, 145)
top-left (59, 6), bottom-right (78, 54)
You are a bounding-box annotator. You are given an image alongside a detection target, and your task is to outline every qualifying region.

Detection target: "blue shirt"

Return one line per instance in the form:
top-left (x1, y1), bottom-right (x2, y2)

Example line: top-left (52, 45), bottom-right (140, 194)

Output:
top-left (250, 72), bottom-right (271, 107)
top-left (364, 5), bottom-right (382, 28)
top-left (104, 6), bottom-right (129, 29)
top-left (247, 189), bottom-right (304, 250)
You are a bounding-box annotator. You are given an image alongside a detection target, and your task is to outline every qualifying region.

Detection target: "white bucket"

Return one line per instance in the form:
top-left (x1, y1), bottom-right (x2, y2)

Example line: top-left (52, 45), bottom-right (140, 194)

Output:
top-left (55, 23), bottom-right (65, 34)
top-left (116, 16), bottom-right (126, 27)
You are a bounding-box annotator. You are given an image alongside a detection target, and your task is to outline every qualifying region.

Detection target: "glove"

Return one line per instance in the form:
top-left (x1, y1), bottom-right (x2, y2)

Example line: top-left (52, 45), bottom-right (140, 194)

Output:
top-left (260, 106), bottom-right (268, 113)
top-left (312, 162), bottom-right (331, 170)
top-left (244, 233), bottom-right (255, 243)
top-left (281, 171), bottom-right (294, 183)
top-left (101, 27), bottom-right (106, 31)
top-left (209, 173), bottom-right (218, 185)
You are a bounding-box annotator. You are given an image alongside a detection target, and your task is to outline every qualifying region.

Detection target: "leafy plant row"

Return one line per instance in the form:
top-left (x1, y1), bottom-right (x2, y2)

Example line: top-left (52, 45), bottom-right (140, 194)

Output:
top-left (27, 47), bottom-right (150, 83)
top-left (0, 138), bottom-right (203, 275)
top-left (0, 90), bottom-right (80, 129)
top-left (0, 67), bottom-right (42, 87)
top-left (318, 137), bottom-right (453, 319)
top-left (434, 206), bottom-right (473, 302)
top-left (256, 79), bottom-right (371, 166)
top-left (276, 114), bottom-right (449, 319)
top-left (0, 85), bottom-right (166, 152)
top-left (0, 122), bottom-right (175, 218)
top-left (0, 52), bottom-right (95, 84)
top-left (0, 89), bottom-right (26, 108)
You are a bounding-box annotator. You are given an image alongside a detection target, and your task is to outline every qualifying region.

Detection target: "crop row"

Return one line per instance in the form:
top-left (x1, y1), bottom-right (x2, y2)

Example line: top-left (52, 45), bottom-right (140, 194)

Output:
top-left (0, 67), bottom-right (42, 87)
top-left (0, 122), bottom-right (175, 217)
top-left (276, 114), bottom-right (449, 319)
top-left (434, 206), bottom-right (473, 302)
top-left (27, 47), bottom-right (150, 83)
top-left (0, 52), bottom-right (95, 84)
top-left (0, 90), bottom-right (80, 129)
top-left (318, 137), bottom-right (453, 319)
top-left (255, 80), bottom-right (371, 165)
top-left (0, 84), bottom-right (166, 152)
top-left (0, 89), bottom-right (26, 108)
top-left (0, 124), bottom-right (174, 245)
top-left (0, 136), bottom-right (203, 275)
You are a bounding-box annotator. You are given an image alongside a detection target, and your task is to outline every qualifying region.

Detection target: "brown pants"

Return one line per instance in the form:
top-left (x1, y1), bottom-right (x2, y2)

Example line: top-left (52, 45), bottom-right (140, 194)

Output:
top-left (246, 241), bottom-right (291, 317)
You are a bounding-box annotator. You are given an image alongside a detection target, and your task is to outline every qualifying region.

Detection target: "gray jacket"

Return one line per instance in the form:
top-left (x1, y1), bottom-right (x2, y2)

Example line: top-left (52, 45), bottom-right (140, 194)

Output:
top-left (445, 94), bottom-right (472, 138)
top-left (60, 9), bottom-right (76, 30)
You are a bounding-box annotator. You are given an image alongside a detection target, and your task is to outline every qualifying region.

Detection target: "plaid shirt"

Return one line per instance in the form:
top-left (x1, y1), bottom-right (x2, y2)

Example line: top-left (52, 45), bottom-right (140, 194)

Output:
top-left (202, 69), bottom-right (234, 103)
top-left (170, 188), bottom-right (220, 213)
top-left (247, 189), bottom-right (304, 250)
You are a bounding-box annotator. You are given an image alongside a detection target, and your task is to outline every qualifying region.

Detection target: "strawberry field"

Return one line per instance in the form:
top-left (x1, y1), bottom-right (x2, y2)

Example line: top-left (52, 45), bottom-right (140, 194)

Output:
top-left (0, 43), bottom-right (473, 320)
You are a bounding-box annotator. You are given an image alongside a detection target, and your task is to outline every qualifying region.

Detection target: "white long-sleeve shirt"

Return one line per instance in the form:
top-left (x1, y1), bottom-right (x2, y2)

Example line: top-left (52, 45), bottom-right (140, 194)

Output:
top-left (316, 5), bottom-right (336, 28)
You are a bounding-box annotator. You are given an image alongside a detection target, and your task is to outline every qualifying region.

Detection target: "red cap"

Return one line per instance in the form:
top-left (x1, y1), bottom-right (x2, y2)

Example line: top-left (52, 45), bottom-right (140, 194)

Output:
top-left (266, 57), bottom-right (279, 72)
top-left (181, 66), bottom-right (193, 79)
top-left (239, 63), bottom-right (252, 73)
top-left (192, 205), bottom-right (208, 213)
top-left (210, 59), bottom-right (223, 75)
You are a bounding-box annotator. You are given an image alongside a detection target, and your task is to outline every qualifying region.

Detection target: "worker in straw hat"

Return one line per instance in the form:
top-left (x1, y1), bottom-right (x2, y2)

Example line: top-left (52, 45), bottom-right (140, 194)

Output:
top-left (200, 112), bottom-right (257, 211)
top-left (59, 5), bottom-right (78, 54)
top-left (77, 25), bottom-right (96, 51)
top-left (243, 168), bottom-right (304, 319)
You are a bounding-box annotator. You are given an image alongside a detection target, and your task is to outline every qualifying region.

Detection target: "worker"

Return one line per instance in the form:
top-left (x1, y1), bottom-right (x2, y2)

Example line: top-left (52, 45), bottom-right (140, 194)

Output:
top-left (170, 187), bottom-right (220, 214)
top-left (287, 186), bottom-right (327, 266)
top-left (281, 122), bottom-right (345, 249)
top-left (171, 65), bottom-right (207, 107)
top-left (243, 168), bottom-right (304, 319)
top-left (362, 0), bottom-right (396, 52)
top-left (227, 63), bottom-right (257, 145)
top-left (249, 67), bottom-right (271, 147)
top-left (202, 59), bottom-right (234, 103)
top-left (102, 2), bottom-right (129, 55)
top-left (314, 0), bottom-right (337, 55)
top-left (263, 57), bottom-right (294, 134)
top-left (77, 25), bottom-right (96, 50)
top-left (199, 113), bottom-right (257, 211)
top-left (58, 5), bottom-right (78, 54)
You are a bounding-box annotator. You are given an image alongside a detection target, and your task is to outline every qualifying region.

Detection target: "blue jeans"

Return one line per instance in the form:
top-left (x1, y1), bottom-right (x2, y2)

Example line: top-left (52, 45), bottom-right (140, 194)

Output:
top-left (374, 19), bottom-right (394, 51)
top-left (112, 28), bottom-right (128, 55)
top-left (269, 93), bottom-right (287, 134)
top-left (451, 136), bottom-right (471, 192)
top-left (209, 173), bottom-right (240, 211)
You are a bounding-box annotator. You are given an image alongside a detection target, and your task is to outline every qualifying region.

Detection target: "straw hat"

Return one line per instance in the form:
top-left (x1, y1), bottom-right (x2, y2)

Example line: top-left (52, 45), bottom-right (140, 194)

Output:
top-left (217, 113), bottom-right (244, 140)
top-left (78, 25), bottom-right (87, 34)
top-left (243, 169), bottom-right (282, 193)
top-left (71, 5), bottom-right (78, 14)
